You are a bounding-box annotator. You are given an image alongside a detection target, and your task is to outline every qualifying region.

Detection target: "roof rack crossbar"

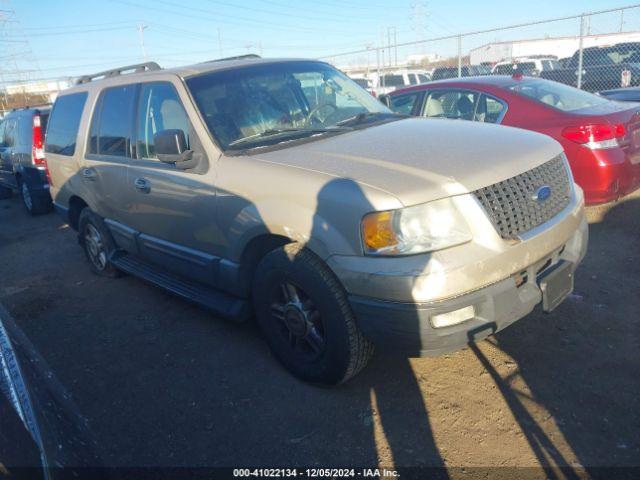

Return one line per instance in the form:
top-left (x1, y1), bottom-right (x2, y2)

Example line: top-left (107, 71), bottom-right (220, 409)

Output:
top-left (76, 62), bottom-right (161, 85)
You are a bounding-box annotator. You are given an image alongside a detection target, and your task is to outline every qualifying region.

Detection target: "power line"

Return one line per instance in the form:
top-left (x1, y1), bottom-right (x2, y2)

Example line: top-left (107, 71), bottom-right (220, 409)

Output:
top-left (111, 0), bottom-right (389, 36)
top-left (321, 2), bottom-right (640, 59)
top-left (6, 20), bottom-right (136, 31)
top-left (200, 0), bottom-right (403, 24)
top-left (2, 25), bottom-right (136, 39)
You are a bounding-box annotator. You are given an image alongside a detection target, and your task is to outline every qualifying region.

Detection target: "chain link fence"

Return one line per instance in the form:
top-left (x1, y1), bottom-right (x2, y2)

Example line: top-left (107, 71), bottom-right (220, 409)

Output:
top-left (320, 4), bottom-right (640, 95)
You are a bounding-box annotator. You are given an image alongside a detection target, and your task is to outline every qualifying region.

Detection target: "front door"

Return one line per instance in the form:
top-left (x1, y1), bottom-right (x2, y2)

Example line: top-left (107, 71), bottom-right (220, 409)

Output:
top-left (120, 81), bottom-right (219, 286)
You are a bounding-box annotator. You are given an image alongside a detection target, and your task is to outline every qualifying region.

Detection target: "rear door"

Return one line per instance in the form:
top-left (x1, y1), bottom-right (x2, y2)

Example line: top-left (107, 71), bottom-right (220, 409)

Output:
top-left (83, 84), bottom-right (137, 221)
top-left (44, 91), bottom-right (89, 205)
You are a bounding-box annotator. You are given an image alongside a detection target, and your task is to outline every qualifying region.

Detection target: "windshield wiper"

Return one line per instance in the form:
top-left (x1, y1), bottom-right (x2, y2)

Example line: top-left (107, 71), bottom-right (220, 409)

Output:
top-left (227, 127), bottom-right (349, 149)
top-left (336, 111), bottom-right (407, 127)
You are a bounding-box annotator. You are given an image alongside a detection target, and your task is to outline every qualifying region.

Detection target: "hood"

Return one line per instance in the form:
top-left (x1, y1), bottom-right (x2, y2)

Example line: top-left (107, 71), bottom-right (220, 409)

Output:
top-left (253, 118), bottom-right (563, 206)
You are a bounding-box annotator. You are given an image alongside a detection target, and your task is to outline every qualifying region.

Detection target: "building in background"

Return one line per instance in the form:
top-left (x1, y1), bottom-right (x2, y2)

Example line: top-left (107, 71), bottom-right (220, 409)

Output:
top-left (1, 78), bottom-right (72, 114)
top-left (469, 31), bottom-right (640, 65)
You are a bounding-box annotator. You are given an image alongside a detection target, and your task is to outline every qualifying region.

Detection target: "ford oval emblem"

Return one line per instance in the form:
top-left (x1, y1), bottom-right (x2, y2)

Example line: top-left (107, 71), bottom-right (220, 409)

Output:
top-left (532, 185), bottom-right (552, 203)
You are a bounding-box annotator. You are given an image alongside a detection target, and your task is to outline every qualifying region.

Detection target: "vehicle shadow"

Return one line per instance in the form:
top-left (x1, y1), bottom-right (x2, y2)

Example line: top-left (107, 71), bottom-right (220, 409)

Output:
top-left (10, 172), bottom-right (452, 474)
top-left (307, 179), bottom-right (448, 477)
top-left (490, 197), bottom-right (640, 479)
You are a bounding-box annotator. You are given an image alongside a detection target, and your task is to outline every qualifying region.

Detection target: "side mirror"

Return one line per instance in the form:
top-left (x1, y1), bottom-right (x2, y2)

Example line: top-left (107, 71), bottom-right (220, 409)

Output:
top-left (155, 129), bottom-right (188, 158)
top-left (379, 94), bottom-right (391, 108)
top-left (154, 129), bottom-right (199, 169)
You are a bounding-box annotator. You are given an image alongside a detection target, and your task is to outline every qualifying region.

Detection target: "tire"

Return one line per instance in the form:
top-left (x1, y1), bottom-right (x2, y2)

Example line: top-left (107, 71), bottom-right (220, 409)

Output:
top-left (252, 243), bottom-right (373, 385)
top-left (78, 208), bottom-right (121, 278)
top-left (0, 184), bottom-right (12, 200)
top-left (20, 181), bottom-right (52, 216)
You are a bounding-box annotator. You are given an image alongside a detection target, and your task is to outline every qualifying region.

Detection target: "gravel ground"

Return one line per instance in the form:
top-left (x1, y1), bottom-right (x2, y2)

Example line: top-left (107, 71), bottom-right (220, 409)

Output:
top-left (0, 194), bottom-right (638, 478)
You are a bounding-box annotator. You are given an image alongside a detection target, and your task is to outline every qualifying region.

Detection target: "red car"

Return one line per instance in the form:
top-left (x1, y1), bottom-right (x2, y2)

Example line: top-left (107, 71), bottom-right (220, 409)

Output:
top-left (384, 75), bottom-right (640, 205)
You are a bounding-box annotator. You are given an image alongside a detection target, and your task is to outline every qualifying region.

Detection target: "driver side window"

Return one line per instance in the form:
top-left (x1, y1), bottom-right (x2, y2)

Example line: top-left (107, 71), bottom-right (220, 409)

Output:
top-left (136, 82), bottom-right (190, 160)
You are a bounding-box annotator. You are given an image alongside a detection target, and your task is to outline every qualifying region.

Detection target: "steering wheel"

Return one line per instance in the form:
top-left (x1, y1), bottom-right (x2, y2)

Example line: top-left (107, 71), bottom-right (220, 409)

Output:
top-left (305, 103), bottom-right (338, 126)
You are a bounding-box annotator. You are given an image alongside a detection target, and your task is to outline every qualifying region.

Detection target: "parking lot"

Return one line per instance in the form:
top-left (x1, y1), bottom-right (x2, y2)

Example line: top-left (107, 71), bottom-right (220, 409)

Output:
top-left (0, 192), bottom-right (638, 477)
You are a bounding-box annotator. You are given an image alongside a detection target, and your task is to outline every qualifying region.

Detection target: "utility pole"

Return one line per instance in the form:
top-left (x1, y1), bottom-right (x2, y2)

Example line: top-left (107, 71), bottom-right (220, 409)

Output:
top-left (137, 23), bottom-right (148, 62)
top-left (620, 9), bottom-right (625, 33)
top-left (577, 15), bottom-right (586, 89)
top-left (457, 35), bottom-right (462, 78)
top-left (387, 27), bottom-right (392, 68)
top-left (393, 27), bottom-right (398, 67)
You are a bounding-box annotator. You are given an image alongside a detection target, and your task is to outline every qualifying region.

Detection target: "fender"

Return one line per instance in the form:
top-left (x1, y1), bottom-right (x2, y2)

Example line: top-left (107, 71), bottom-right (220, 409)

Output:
top-left (227, 199), bottom-right (358, 262)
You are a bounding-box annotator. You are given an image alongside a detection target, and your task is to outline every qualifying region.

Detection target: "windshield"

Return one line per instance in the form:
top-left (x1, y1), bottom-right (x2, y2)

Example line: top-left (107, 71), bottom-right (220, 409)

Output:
top-left (509, 78), bottom-right (610, 111)
top-left (186, 61), bottom-right (390, 150)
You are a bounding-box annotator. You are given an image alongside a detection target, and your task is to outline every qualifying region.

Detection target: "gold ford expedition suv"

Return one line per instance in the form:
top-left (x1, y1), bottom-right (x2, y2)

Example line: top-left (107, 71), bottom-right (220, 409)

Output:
top-left (44, 57), bottom-right (588, 384)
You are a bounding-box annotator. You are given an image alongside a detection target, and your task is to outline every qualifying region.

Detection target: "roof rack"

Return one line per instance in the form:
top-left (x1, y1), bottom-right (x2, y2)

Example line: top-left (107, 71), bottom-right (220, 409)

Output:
top-left (75, 62), bottom-right (161, 85)
top-left (200, 54), bottom-right (261, 64)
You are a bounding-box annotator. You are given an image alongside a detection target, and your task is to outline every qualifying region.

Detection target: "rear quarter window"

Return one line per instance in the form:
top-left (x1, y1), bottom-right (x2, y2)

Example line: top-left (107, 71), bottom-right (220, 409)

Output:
top-left (45, 92), bottom-right (88, 156)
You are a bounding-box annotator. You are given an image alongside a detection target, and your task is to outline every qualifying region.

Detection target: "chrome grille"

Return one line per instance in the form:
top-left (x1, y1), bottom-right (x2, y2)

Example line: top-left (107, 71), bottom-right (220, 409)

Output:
top-left (473, 155), bottom-right (571, 240)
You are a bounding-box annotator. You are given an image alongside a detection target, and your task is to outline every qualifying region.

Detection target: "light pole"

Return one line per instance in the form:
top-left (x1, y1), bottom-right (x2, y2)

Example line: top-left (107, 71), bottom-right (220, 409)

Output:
top-left (137, 23), bottom-right (148, 62)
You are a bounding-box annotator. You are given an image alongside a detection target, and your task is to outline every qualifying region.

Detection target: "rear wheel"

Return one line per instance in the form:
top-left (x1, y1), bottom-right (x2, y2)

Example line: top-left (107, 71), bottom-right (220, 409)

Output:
top-left (78, 208), bottom-right (120, 278)
top-left (20, 181), bottom-right (52, 215)
top-left (252, 243), bottom-right (373, 385)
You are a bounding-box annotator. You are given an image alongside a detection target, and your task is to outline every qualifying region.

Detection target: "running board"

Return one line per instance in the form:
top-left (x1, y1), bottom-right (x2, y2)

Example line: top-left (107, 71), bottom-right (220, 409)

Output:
top-left (110, 252), bottom-right (251, 322)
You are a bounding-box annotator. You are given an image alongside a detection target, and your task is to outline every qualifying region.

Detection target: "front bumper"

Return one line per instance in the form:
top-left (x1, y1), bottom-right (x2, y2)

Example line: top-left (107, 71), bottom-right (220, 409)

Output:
top-left (330, 194), bottom-right (588, 356)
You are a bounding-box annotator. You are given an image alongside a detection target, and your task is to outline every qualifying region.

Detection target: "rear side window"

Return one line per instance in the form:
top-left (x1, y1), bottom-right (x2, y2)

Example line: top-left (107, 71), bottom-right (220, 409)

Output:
top-left (423, 90), bottom-right (479, 121)
top-left (45, 93), bottom-right (87, 156)
top-left (89, 85), bottom-right (137, 157)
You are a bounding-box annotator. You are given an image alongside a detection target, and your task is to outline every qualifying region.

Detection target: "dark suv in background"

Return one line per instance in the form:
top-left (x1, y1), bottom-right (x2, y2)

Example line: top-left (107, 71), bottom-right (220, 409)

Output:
top-left (0, 106), bottom-right (53, 215)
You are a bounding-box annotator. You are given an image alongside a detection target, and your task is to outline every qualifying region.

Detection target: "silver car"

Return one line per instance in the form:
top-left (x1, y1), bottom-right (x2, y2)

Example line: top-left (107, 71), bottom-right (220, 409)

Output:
top-left (44, 58), bottom-right (588, 384)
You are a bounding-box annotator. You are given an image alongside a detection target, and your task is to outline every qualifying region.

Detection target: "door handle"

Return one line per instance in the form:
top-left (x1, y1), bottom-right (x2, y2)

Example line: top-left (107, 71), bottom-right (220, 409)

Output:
top-left (133, 177), bottom-right (150, 194)
top-left (82, 168), bottom-right (96, 181)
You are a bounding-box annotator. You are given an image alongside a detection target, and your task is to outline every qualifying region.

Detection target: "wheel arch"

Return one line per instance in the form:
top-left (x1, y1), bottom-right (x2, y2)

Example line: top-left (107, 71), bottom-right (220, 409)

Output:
top-left (234, 232), bottom-right (293, 297)
top-left (68, 195), bottom-right (89, 230)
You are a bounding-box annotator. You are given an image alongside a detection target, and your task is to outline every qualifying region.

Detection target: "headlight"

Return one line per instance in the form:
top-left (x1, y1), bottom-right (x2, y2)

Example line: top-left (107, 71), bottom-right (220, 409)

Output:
top-left (361, 197), bottom-right (472, 256)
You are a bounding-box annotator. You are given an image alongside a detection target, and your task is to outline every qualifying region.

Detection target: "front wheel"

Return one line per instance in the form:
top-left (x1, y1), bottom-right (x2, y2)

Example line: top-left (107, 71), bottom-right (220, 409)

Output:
top-left (252, 244), bottom-right (373, 385)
